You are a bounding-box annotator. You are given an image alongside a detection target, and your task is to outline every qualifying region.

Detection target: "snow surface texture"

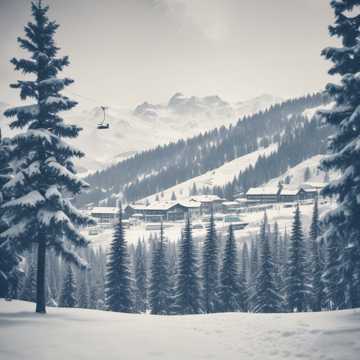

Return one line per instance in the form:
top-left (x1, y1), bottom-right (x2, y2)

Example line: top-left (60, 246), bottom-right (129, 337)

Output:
top-left (0, 300), bottom-right (359, 360)
top-left (0, 94), bottom-right (281, 174)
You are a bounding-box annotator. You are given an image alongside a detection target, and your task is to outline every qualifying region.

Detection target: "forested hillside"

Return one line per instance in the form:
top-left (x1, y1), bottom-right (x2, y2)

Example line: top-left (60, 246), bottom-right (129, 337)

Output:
top-left (76, 93), bottom-right (329, 206)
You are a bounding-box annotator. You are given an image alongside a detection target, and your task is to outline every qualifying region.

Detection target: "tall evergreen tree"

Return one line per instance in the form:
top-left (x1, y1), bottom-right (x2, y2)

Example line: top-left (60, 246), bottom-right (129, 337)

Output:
top-left (253, 213), bottom-right (282, 313)
top-left (240, 242), bottom-right (250, 311)
top-left (286, 205), bottom-right (309, 312)
top-left (59, 265), bottom-right (77, 308)
top-left (319, 0), bottom-right (360, 308)
top-left (309, 198), bottom-right (325, 311)
top-left (323, 231), bottom-right (346, 309)
top-left (77, 271), bottom-right (90, 309)
top-left (175, 216), bottom-right (201, 314)
top-left (201, 209), bottom-right (219, 313)
top-left (248, 237), bottom-right (259, 308)
top-left (105, 204), bottom-right (133, 312)
top-left (1, 1), bottom-right (93, 313)
top-left (149, 223), bottom-right (171, 314)
top-left (134, 239), bottom-right (147, 313)
top-left (219, 225), bottom-right (244, 312)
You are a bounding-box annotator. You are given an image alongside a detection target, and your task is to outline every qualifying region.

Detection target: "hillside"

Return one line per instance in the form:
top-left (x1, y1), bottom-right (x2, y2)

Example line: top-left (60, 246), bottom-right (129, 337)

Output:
top-left (1, 300), bottom-right (359, 360)
top-left (76, 93), bottom-right (329, 207)
top-left (143, 144), bottom-right (278, 203)
top-left (0, 93), bottom-right (281, 174)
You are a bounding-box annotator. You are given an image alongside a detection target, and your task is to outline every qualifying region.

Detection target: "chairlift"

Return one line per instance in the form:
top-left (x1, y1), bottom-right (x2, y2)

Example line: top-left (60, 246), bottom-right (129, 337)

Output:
top-left (97, 106), bottom-right (110, 129)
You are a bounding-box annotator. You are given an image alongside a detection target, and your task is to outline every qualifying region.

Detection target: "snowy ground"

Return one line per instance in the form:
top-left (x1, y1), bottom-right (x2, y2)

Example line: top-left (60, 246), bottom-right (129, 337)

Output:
top-left (1, 300), bottom-right (359, 360)
top-left (85, 200), bottom-right (334, 249)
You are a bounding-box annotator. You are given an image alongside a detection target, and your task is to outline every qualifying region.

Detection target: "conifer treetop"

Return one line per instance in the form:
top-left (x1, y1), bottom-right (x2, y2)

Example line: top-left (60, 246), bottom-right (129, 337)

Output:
top-left (1, 1), bottom-right (94, 267)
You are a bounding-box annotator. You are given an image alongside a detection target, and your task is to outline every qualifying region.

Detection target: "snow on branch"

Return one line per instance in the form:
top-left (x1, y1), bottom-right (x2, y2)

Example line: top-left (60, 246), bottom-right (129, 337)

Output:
top-left (0, 220), bottom-right (29, 240)
top-left (14, 129), bottom-right (53, 145)
top-left (38, 77), bottom-right (73, 90)
top-left (2, 190), bottom-right (45, 209)
top-left (4, 104), bottom-right (39, 118)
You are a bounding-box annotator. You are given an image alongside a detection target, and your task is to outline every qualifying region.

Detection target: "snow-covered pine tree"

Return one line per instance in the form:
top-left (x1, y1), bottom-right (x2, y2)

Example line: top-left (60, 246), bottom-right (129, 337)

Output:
top-left (167, 240), bottom-right (178, 314)
top-left (134, 239), bottom-right (147, 313)
top-left (309, 198), bottom-right (325, 311)
top-left (201, 209), bottom-right (220, 313)
top-left (59, 265), bottom-right (77, 308)
top-left (319, 0), bottom-right (360, 309)
top-left (279, 228), bottom-right (289, 303)
top-left (271, 221), bottom-right (282, 294)
top-left (1, 1), bottom-right (94, 313)
top-left (252, 213), bottom-right (282, 313)
top-left (105, 204), bottom-right (133, 312)
top-left (0, 130), bottom-right (21, 298)
top-left (175, 216), bottom-right (201, 314)
top-left (77, 271), bottom-right (90, 309)
top-left (323, 231), bottom-right (346, 309)
top-left (149, 223), bottom-right (171, 314)
top-left (219, 225), bottom-right (244, 312)
top-left (248, 237), bottom-right (259, 309)
top-left (240, 242), bottom-right (250, 311)
top-left (286, 204), bottom-right (309, 312)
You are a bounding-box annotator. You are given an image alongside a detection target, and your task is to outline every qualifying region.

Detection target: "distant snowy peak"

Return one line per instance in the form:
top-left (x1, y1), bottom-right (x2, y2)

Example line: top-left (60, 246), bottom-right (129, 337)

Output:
top-left (167, 92), bottom-right (232, 116)
top-left (133, 92), bottom-right (281, 121)
top-left (133, 101), bottom-right (162, 119)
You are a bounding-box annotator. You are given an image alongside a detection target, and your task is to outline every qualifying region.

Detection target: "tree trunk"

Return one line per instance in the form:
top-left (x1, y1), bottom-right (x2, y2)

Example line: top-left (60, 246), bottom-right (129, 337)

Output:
top-left (36, 238), bottom-right (46, 313)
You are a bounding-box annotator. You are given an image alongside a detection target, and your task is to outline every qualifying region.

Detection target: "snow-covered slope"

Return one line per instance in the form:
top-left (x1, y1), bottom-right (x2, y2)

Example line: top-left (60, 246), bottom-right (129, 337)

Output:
top-left (265, 154), bottom-right (338, 187)
top-left (1, 300), bottom-right (359, 360)
top-left (0, 94), bottom-right (281, 174)
top-left (142, 144), bottom-right (278, 203)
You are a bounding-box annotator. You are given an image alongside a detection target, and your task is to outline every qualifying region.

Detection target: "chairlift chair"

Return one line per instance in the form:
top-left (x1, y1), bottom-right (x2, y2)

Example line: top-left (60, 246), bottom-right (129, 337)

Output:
top-left (97, 106), bottom-right (110, 129)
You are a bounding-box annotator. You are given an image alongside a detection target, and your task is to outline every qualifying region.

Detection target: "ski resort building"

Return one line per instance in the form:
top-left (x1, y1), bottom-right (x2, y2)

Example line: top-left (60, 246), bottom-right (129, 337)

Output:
top-left (246, 185), bottom-right (318, 204)
top-left (246, 187), bottom-right (281, 203)
top-left (124, 200), bottom-right (201, 222)
top-left (90, 207), bottom-right (119, 225)
top-left (189, 195), bottom-right (225, 213)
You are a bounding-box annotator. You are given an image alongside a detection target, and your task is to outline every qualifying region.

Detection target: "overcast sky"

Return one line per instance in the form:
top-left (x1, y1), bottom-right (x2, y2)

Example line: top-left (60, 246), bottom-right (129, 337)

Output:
top-left (0, 0), bottom-right (336, 108)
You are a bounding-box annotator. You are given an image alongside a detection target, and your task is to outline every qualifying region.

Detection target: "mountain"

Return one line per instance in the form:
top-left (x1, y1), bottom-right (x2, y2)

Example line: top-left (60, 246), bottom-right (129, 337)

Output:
top-left (0, 93), bottom-right (281, 174)
top-left (75, 93), bottom-right (330, 207)
top-left (68, 92), bottom-right (283, 174)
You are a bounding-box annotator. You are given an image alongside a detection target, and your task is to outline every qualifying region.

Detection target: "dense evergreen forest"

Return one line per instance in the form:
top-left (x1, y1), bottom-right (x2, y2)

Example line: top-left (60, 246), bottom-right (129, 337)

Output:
top-left (76, 93), bottom-right (329, 206)
top-left (12, 200), bottom-right (356, 314)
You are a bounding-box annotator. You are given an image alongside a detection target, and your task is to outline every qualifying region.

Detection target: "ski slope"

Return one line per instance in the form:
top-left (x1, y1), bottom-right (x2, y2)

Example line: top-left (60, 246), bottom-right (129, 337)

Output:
top-left (1, 300), bottom-right (359, 360)
top-left (265, 154), bottom-right (338, 187)
top-left (143, 144), bottom-right (278, 203)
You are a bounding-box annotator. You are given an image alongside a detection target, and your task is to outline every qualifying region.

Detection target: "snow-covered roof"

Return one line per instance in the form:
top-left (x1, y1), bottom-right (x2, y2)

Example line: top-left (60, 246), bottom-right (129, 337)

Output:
top-left (303, 182), bottom-right (326, 190)
top-left (90, 207), bottom-right (118, 215)
top-left (178, 200), bottom-right (201, 209)
top-left (145, 201), bottom-right (178, 211)
top-left (190, 195), bottom-right (224, 203)
top-left (222, 201), bottom-right (241, 206)
top-left (246, 187), bottom-right (279, 196)
top-left (127, 200), bottom-right (201, 211)
top-left (280, 188), bottom-right (301, 196)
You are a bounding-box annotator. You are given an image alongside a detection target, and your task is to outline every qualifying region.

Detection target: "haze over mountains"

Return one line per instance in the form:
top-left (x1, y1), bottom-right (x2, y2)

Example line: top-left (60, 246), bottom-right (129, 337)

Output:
top-left (0, 93), bottom-right (281, 174)
top-left (76, 93), bottom-right (330, 207)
